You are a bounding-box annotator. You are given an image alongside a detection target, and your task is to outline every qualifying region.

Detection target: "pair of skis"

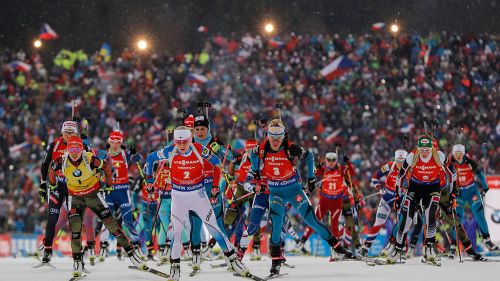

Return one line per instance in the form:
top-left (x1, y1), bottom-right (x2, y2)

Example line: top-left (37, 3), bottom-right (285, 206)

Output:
top-left (234, 272), bottom-right (288, 281)
top-left (70, 265), bottom-right (165, 281)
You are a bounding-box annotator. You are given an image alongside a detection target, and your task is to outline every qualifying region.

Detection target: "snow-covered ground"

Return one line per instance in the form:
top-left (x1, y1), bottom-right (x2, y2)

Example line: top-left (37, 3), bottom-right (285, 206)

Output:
top-left (1, 255), bottom-right (499, 281)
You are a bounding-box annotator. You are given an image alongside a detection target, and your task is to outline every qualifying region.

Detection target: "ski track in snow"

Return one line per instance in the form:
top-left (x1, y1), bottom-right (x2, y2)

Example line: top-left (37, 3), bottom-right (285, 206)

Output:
top-left (2, 256), bottom-right (500, 281)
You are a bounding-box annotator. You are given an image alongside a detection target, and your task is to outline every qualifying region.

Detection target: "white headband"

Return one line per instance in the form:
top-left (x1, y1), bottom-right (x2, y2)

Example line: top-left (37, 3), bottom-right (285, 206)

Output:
top-left (394, 149), bottom-right (408, 161)
top-left (61, 121), bottom-right (78, 133)
top-left (174, 129), bottom-right (192, 141)
top-left (452, 144), bottom-right (465, 154)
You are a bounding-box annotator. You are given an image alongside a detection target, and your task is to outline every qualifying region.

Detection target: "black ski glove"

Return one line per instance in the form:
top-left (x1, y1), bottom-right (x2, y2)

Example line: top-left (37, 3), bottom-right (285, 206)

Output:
top-left (343, 154), bottom-right (350, 163)
top-left (307, 178), bottom-right (316, 193)
top-left (129, 145), bottom-right (137, 156)
top-left (39, 182), bottom-right (47, 203)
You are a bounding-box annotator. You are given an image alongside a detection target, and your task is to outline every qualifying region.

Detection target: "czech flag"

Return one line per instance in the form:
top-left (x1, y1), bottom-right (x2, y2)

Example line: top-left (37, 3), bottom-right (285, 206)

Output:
top-left (187, 73), bottom-right (208, 85)
top-left (325, 128), bottom-right (342, 144)
top-left (268, 37), bottom-right (284, 48)
top-left (320, 56), bottom-right (354, 81)
top-left (40, 23), bottom-right (59, 40)
top-left (130, 110), bottom-right (153, 124)
top-left (9, 61), bottom-right (32, 72)
top-left (9, 142), bottom-right (31, 158)
top-left (371, 22), bottom-right (386, 31)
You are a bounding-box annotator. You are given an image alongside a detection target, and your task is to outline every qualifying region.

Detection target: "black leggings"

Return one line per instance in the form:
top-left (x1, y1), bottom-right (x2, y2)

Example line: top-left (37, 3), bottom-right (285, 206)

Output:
top-left (44, 182), bottom-right (68, 247)
top-left (396, 180), bottom-right (440, 246)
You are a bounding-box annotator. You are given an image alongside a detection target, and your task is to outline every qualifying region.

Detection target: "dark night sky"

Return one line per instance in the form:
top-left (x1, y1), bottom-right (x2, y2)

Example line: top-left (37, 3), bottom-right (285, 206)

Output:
top-left (1, 0), bottom-right (499, 53)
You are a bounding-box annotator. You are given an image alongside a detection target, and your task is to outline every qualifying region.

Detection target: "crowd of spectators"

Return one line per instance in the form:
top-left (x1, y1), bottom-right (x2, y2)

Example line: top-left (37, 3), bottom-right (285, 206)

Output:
top-left (1, 30), bottom-right (499, 233)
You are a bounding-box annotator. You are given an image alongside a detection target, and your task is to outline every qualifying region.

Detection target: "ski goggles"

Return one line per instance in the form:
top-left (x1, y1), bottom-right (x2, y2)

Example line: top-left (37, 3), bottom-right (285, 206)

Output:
top-left (267, 126), bottom-right (285, 140)
top-left (62, 130), bottom-right (78, 135)
top-left (68, 147), bottom-right (83, 153)
top-left (325, 152), bottom-right (338, 162)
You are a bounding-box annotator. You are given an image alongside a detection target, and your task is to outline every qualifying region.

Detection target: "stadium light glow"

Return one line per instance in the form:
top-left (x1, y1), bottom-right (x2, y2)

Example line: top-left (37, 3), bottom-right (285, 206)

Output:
top-left (264, 23), bottom-right (274, 34)
top-left (137, 39), bottom-right (148, 50)
top-left (33, 39), bottom-right (42, 48)
top-left (390, 24), bottom-right (399, 33)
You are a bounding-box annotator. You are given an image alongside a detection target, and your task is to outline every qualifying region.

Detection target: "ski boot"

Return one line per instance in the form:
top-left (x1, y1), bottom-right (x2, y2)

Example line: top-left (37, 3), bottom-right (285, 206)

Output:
top-left (98, 241), bottom-right (109, 262)
top-left (42, 247), bottom-right (53, 264)
top-left (125, 245), bottom-right (148, 270)
top-left (330, 239), bottom-right (355, 259)
top-left (381, 241), bottom-right (395, 258)
top-left (329, 248), bottom-right (345, 262)
top-left (116, 246), bottom-right (125, 260)
top-left (201, 243), bottom-right (212, 259)
top-left (33, 243), bottom-right (44, 261)
top-left (72, 253), bottom-right (85, 278)
top-left (86, 241), bottom-right (97, 265)
top-left (484, 237), bottom-right (500, 251)
top-left (465, 245), bottom-right (483, 260)
top-left (407, 244), bottom-right (416, 258)
top-left (181, 243), bottom-right (192, 261)
top-left (448, 244), bottom-right (456, 259)
top-left (191, 247), bottom-right (201, 272)
top-left (380, 236), bottom-right (396, 257)
top-left (159, 241), bottom-right (172, 265)
top-left (422, 243), bottom-right (440, 265)
top-left (157, 244), bottom-right (167, 265)
top-left (293, 240), bottom-right (309, 255)
top-left (223, 254), bottom-right (233, 271)
top-left (386, 244), bottom-right (403, 264)
top-left (358, 245), bottom-right (369, 257)
top-left (236, 246), bottom-right (246, 261)
top-left (147, 249), bottom-right (156, 261)
top-left (227, 250), bottom-right (249, 276)
top-left (132, 241), bottom-right (146, 261)
top-left (168, 260), bottom-right (181, 281)
top-left (270, 258), bottom-right (281, 275)
top-left (400, 245), bottom-right (408, 260)
top-left (250, 244), bottom-right (262, 261)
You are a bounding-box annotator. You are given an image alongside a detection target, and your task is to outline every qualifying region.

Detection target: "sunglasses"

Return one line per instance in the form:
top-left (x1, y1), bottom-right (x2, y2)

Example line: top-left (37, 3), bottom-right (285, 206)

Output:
top-left (175, 139), bottom-right (190, 144)
top-left (68, 147), bottom-right (82, 153)
top-left (326, 158), bottom-right (338, 162)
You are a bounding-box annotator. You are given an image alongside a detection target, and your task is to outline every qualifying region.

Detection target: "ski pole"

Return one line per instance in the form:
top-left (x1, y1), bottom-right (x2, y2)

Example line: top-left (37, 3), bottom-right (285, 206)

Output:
top-left (221, 115), bottom-right (237, 168)
top-left (451, 207), bottom-right (463, 263)
top-left (276, 103), bottom-right (283, 122)
top-left (364, 190), bottom-right (384, 200)
top-left (148, 159), bottom-right (170, 238)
